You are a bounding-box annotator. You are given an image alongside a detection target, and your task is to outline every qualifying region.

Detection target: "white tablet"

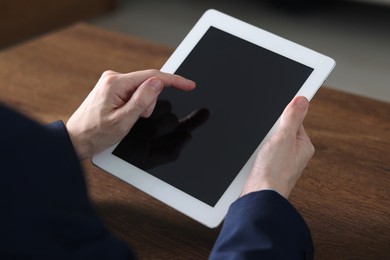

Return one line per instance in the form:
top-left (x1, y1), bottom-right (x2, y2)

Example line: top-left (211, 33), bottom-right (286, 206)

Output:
top-left (93, 9), bottom-right (335, 228)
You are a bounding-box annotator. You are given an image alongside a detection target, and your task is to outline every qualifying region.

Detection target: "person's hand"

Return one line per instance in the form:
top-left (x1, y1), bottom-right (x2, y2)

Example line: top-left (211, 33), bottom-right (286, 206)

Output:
top-left (241, 96), bottom-right (315, 199)
top-left (113, 100), bottom-right (209, 170)
top-left (66, 69), bottom-right (196, 160)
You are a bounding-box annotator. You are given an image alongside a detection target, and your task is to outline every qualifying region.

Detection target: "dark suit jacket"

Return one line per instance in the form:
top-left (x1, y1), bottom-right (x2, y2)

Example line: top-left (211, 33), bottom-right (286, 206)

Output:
top-left (0, 104), bottom-right (313, 259)
top-left (209, 191), bottom-right (314, 259)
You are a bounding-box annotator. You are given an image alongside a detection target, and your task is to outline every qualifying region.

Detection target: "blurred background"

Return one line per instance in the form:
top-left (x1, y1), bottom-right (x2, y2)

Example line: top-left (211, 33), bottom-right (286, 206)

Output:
top-left (1, 0), bottom-right (389, 102)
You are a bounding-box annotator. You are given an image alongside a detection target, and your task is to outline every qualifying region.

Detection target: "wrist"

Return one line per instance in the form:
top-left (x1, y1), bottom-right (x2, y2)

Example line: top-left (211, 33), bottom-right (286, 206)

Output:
top-left (241, 179), bottom-right (291, 199)
top-left (65, 123), bottom-right (91, 160)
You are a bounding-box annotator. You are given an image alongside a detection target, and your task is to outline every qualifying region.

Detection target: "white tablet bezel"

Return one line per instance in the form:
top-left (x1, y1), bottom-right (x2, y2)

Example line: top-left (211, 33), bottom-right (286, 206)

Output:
top-left (92, 9), bottom-right (335, 228)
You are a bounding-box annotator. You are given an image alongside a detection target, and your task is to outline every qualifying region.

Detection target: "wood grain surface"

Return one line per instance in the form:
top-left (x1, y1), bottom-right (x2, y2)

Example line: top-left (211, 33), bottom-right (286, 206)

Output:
top-left (0, 23), bottom-right (389, 259)
top-left (0, 0), bottom-right (117, 49)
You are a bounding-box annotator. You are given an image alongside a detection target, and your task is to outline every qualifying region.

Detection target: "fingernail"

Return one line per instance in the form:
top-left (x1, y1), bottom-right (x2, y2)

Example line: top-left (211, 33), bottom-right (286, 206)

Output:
top-left (296, 97), bottom-right (309, 110)
top-left (186, 78), bottom-right (196, 86)
top-left (150, 79), bottom-right (163, 93)
top-left (175, 74), bottom-right (196, 89)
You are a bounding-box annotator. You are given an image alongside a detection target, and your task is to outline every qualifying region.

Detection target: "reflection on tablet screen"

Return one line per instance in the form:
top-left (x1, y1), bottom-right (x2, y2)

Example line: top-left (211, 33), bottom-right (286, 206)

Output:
top-left (114, 100), bottom-right (209, 171)
top-left (113, 26), bottom-right (313, 207)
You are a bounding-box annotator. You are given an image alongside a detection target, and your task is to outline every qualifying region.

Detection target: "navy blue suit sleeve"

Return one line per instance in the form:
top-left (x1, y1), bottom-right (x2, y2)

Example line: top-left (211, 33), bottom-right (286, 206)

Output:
top-left (45, 120), bottom-right (75, 150)
top-left (210, 190), bottom-right (314, 260)
top-left (0, 105), bottom-right (134, 259)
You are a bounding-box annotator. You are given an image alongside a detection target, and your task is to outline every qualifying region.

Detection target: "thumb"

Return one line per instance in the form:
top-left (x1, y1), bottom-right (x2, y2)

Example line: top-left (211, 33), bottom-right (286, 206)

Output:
top-left (279, 96), bottom-right (309, 135)
top-left (121, 77), bottom-right (163, 124)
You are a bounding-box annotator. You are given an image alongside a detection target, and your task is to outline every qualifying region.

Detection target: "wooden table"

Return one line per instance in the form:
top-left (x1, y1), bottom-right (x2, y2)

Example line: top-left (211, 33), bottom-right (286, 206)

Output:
top-left (0, 24), bottom-right (389, 259)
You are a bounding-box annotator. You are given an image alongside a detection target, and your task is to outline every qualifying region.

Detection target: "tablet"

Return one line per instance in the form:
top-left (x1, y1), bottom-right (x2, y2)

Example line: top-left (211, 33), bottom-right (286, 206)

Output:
top-left (92, 9), bottom-right (335, 228)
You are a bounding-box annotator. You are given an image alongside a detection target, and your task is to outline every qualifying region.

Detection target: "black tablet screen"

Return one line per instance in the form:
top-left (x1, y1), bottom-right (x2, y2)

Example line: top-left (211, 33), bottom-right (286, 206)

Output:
top-left (113, 26), bottom-right (313, 206)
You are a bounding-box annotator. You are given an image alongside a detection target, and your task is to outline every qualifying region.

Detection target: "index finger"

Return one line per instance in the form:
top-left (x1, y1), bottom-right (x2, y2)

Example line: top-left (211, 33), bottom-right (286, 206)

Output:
top-left (123, 69), bottom-right (196, 91)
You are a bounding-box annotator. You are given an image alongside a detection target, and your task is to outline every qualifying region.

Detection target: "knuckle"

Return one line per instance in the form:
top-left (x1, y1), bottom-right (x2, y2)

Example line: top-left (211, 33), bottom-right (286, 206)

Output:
top-left (101, 70), bottom-right (119, 85)
top-left (309, 142), bottom-right (315, 157)
top-left (145, 68), bottom-right (159, 75)
top-left (305, 140), bottom-right (315, 159)
top-left (101, 70), bottom-right (114, 78)
top-left (142, 69), bottom-right (162, 80)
